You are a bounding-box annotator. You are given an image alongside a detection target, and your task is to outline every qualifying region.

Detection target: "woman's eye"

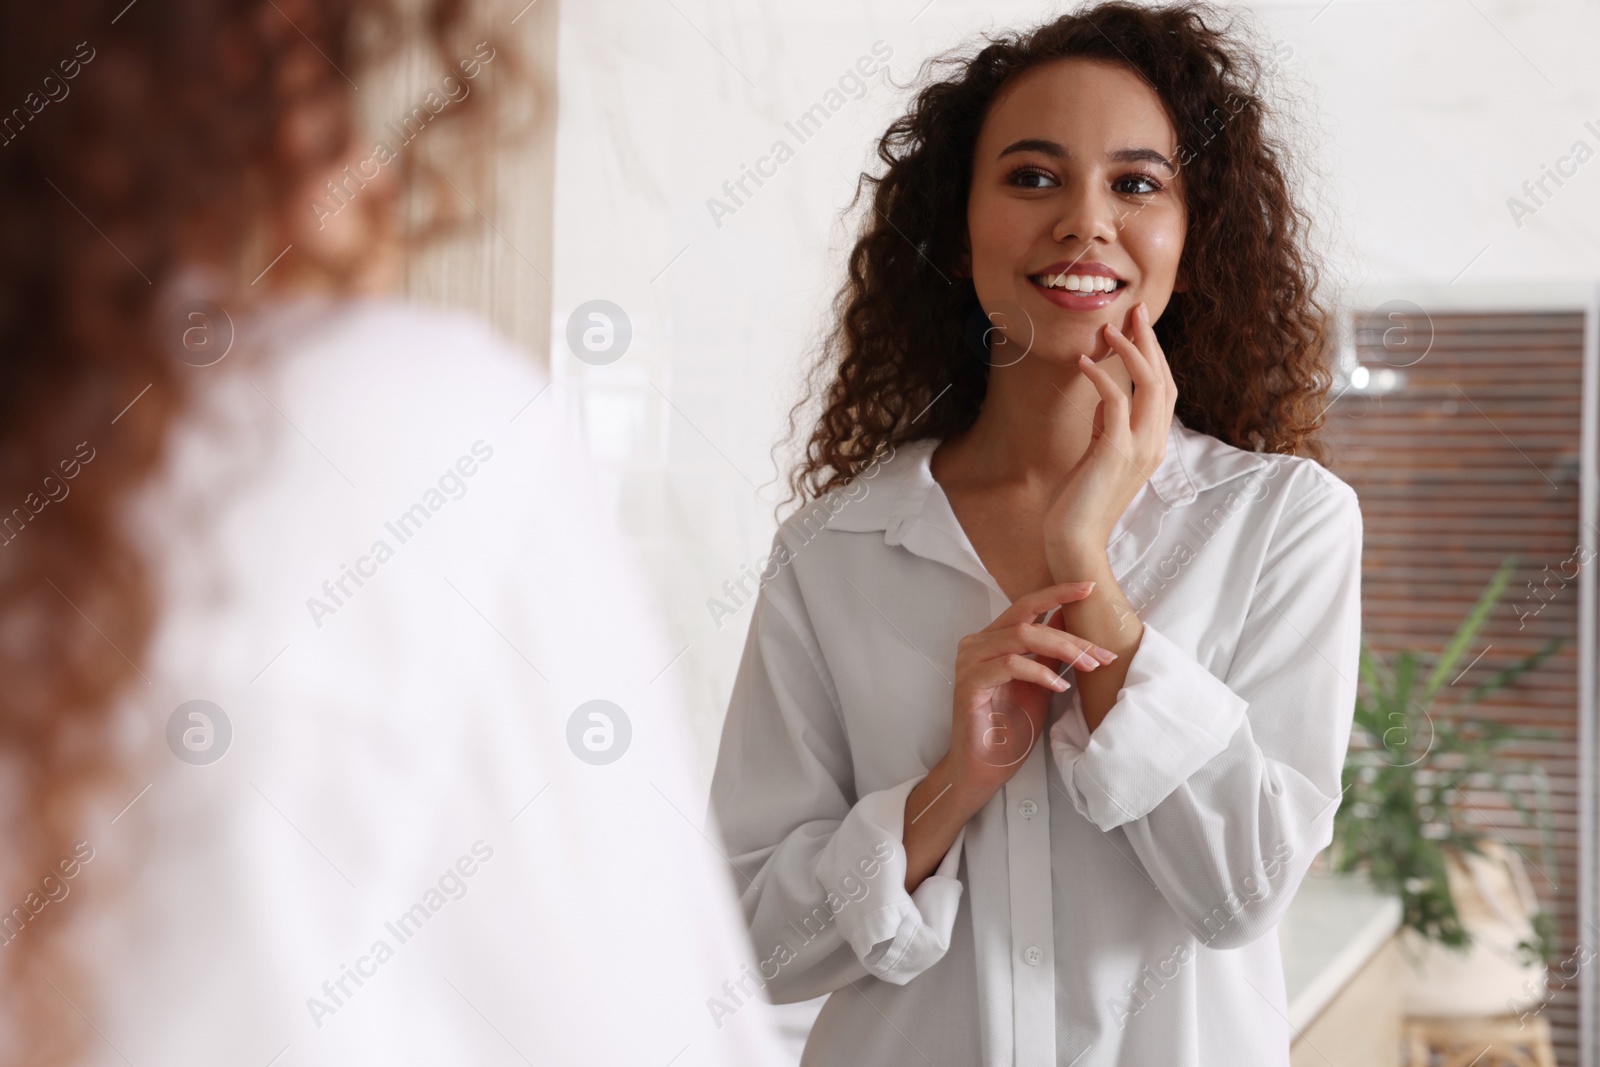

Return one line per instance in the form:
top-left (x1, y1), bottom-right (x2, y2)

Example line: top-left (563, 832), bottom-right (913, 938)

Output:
top-left (1007, 167), bottom-right (1058, 190)
top-left (1114, 173), bottom-right (1164, 196)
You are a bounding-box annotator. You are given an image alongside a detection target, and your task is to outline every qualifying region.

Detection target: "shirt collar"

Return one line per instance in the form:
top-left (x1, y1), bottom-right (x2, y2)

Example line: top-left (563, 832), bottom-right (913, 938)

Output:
top-left (825, 414), bottom-right (1271, 538)
top-left (814, 415), bottom-right (1270, 603)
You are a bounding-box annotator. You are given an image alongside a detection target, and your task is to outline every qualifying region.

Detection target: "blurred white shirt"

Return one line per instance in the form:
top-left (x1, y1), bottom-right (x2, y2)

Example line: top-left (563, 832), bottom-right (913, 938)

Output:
top-left (709, 419), bottom-right (1364, 1067)
top-left (72, 299), bottom-right (788, 1067)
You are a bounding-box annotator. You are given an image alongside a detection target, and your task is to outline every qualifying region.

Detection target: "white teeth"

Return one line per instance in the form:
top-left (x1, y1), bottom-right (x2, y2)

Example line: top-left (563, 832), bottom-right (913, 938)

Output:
top-left (1041, 272), bottom-right (1118, 293)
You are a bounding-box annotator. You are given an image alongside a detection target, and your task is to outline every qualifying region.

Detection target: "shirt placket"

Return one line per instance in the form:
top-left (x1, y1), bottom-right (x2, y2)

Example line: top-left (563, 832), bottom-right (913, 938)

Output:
top-left (989, 586), bottom-right (1056, 1066)
top-left (1005, 741), bottom-right (1056, 1063)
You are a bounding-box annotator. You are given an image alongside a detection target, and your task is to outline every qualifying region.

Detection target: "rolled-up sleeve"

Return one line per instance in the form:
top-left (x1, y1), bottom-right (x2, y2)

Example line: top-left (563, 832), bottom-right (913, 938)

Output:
top-left (708, 547), bottom-right (964, 1002)
top-left (1051, 621), bottom-right (1250, 829)
top-left (1049, 470), bottom-right (1363, 950)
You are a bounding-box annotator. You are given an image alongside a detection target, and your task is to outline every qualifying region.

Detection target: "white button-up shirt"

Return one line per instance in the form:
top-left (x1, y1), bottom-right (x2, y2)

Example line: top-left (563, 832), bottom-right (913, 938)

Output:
top-left (709, 415), bottom-right (1363, 1066)
top-left (75, 300), bottom-right (790, 1067)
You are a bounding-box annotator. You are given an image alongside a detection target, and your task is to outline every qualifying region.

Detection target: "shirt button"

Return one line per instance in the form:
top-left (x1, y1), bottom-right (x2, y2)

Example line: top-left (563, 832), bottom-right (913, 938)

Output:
top-left (1023, 946), bottom-right (1043, 966)
top-left (1018, 799), bottom-right (1038, 819)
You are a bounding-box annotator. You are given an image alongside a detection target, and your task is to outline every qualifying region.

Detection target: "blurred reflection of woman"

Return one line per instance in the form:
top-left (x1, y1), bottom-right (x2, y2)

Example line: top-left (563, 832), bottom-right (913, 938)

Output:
top-left (0, 4), bottom-right (787, 1066)
top-left (710, 4), bottom-right (1363, 1065)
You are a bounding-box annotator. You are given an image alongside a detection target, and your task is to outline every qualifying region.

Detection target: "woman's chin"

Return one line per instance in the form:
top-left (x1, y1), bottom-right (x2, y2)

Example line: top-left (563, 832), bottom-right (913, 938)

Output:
top-left (1029, 340), bottom-right (1112, 368)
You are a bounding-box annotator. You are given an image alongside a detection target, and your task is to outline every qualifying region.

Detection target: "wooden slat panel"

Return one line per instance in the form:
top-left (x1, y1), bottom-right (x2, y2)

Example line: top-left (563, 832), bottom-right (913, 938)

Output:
top-left (1327, 310), bottom-right (1587, 1067)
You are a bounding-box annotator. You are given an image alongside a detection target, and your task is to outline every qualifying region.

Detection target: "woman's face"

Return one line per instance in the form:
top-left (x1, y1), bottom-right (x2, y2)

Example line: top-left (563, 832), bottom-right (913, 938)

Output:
top-left (965, 57), bottom-right (1186, 367)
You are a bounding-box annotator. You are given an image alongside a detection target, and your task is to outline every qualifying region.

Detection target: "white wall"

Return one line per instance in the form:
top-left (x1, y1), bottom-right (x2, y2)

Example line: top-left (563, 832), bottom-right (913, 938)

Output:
top-left (548, 0), bottom-right (1600, 784)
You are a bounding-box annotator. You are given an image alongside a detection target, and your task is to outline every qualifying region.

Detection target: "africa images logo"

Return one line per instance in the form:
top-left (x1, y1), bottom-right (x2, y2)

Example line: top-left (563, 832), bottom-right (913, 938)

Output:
top-left (304, 441), bottom-right (494, 628)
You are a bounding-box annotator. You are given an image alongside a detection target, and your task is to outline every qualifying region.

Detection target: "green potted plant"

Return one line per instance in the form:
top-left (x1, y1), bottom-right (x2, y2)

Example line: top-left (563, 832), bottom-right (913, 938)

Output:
top-left (1331, 555), bottom-right (1564, 1011)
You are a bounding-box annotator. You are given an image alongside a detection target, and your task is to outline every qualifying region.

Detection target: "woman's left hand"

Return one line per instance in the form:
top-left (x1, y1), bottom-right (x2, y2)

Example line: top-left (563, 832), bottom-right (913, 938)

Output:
top-left (1042, 301), bottom-right (1178, 578)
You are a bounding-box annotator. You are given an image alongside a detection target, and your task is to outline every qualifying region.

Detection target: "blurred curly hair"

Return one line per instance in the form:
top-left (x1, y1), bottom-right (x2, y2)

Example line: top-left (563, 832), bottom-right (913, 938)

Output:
top-left (0, 1), bottom-right (523, 1061)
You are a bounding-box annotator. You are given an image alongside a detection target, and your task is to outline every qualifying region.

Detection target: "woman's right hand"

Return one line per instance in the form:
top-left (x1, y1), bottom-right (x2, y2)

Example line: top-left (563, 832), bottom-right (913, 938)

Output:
top-left (945, 580), bottom-right (1116, 799)
top-left (901, 580), bottom-right (1118, 892)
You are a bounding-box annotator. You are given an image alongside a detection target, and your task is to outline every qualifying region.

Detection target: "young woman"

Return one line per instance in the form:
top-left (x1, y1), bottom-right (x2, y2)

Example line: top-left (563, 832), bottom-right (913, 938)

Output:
top-left (709, 4), bottom-right (1363, 1064)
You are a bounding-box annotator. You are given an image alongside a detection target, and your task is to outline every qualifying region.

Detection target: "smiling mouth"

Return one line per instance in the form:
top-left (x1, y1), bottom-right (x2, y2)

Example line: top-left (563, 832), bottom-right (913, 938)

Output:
top-left (1028, 271), bottom-right (1126, 296)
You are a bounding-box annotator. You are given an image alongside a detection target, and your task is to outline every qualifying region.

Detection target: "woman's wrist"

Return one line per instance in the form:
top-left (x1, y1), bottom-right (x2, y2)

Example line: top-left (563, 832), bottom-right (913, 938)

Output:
top-left (1046, 539), bottom-right (1111, 585)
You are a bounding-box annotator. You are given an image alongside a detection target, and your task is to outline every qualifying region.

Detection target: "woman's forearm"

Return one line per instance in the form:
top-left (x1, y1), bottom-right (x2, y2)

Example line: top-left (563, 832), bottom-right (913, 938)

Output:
top-left (901, 756), bottom-right (990, 893)
top-left (1051, 546), bottom-right (1141, 732)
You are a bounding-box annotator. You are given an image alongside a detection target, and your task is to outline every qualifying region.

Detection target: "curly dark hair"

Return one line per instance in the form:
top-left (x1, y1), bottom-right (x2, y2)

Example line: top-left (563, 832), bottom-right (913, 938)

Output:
top-left (782, 0), bottom-right (1331, 509)
top-left (0, 2), bottom-right (523, 1062)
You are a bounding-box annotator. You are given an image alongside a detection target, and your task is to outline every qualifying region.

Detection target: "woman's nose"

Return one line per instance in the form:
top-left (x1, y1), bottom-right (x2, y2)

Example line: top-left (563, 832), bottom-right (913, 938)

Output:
top-left (1050, 176), bottom-right (1120, 245)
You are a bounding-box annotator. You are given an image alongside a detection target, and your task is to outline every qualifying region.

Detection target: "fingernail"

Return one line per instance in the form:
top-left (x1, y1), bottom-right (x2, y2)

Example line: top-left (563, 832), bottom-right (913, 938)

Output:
top-left (1138, 304), bottom-right (1150, 324)
top-left (1106, 323), bottom-right (1122, 336)
top-left (1078, 581), bottom-right (1096, 591)
top-left (1093, 647), bottom-right (1118, 664)
top-left (1051, 676), bottom-right (1069, 691)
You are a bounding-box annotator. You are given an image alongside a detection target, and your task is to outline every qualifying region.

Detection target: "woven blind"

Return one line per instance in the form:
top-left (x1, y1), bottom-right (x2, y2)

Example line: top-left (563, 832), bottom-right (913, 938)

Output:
top-left (1325, 309), bottom-right (1588, 1065)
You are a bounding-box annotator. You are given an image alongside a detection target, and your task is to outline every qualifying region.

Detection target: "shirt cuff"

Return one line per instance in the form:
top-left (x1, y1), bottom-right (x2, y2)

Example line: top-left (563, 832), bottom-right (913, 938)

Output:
top-left (813, 775), bottom-right (965, 986)
top-left (1049, 620), bottom-right (1249, 831)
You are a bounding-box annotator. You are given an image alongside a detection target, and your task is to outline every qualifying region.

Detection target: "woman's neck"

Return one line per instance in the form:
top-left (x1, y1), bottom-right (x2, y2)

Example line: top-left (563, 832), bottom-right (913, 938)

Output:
top-left (933, 355), bottom-right (1120, 492)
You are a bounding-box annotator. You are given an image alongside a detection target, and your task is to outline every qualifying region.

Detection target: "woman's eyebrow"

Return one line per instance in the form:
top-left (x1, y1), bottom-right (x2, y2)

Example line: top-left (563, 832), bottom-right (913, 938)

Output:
top-left (997, 138), bottom-right (1176, 174)
top-left (1112, 147), bottom-right (1177, 174)
top-left (997, 137), bottom-right (1065, 159)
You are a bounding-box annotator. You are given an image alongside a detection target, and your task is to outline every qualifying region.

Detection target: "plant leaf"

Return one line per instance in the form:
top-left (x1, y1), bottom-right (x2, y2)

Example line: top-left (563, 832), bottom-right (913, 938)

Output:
top-left (1423, 556), bottom-right (1517, 701)
top-left (1462, 636), bottom-right (1565, 706)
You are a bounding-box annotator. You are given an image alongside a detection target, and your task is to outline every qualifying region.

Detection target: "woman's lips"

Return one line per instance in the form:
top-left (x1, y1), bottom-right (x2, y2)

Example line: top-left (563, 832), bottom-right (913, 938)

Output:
top-left (1030, 276), bottom-right (1125, 311)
